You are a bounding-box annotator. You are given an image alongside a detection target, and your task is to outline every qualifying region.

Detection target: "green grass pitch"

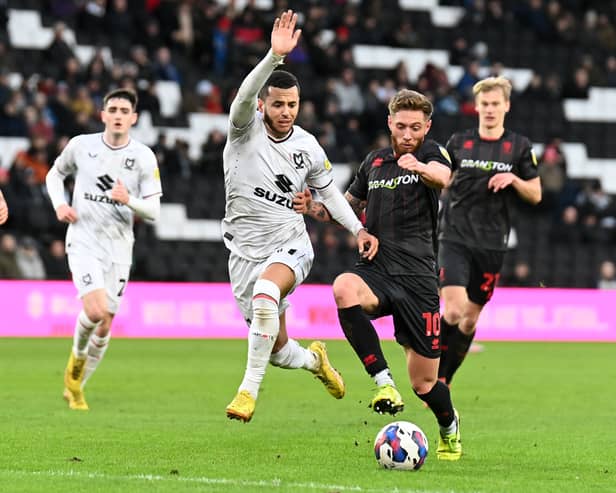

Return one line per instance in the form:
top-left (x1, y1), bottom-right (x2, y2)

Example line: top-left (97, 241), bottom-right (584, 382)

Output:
top-left (0, 338), bottom-right (614, 493)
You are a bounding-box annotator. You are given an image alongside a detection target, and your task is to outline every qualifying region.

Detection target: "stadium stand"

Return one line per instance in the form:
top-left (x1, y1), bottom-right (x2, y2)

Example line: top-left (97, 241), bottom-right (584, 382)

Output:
top-left (0, 0), bottom-right (615, 288)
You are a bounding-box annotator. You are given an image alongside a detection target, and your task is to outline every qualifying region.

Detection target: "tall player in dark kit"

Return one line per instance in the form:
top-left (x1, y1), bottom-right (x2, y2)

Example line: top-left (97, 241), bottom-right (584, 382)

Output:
top-left (437, 76), bottom-right (541, 385)
top-left (300, 89), bottom-right (462, 461)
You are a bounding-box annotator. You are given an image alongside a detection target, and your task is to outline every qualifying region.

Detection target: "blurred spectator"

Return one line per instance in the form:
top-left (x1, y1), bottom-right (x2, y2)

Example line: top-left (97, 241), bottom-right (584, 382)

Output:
top-left (295, 99), bottom-right (319, 135)
top-left (13, 137), bottom-right (50, 185)
top-left (538, 137), bottom-right (567, 213)
top-left (0, 232), bottom-right (22, 279)
top-left (514, 0), bottom-right (556, 41)
top-left (0, 40), bottom-right (16, 73)
top-left (418, 62), bottom-right (450, 95)
top-left (455, 59), bottom-right (481, 103)
top-left (579, 54), bottom-right (604, 86)
top-left (24, 105), bottom-right (54, 143)
top-left (45, 22), bottom-right (75, 79)
top-left (195, 80), bottom-right (223, 114)
top-left (471, 41), bottom-right (490, 68)
top-left (198, 129), bottom-right (226, 174)
top-left (0, 92), bottom-right (28, 136)
top-left (48, 0), bottom-right (79, 27)
top-left (153, 46), bottom-right (182, 83)
top-left (597, 260), bottom-right (616, 289)
top-left (70, 85), bottom-right (96, 121)
top-left (135, 79), bottom-right (161, 118)
top-left (450, 36), bottom-right (470, 66)
top-left (142, 17), bottom-right (164, 56)
top-left (48, 83), bottom-right (79, 137)
top-left (502, 260), bottom-right (534, 287)
top-left (316, 121), bottom-right (344, 162)
top-left (79, 0), bottom-right (108, 44)
top-left (129, 45), bottom-right (155, 81)
top-left (562, 67), bottom-right (590, 99)
top-left (165, 138), bottom-right (192, 179)
top-left (0, 0), bottom-right (7, 38)
top-left (15, 236), bottom-right (46, 280)
top-left (523, 73), bottom-right (549, 100)
top-left (338, 116), bottom-right (368, 163)
top-left (575, 180), bottom-right (615, 229)
top-left (42, 239), bottom-right (70, 280)
top-left (595, 13), bottom-right (616, 52)
top-left (388, 18), bottom-right (421, 48)
top-left (606, 55), bottom-right (616, 87)
top-left (332, 67), bottom-right (365, 116)
top-left (550, 205), bottom-right (582, 244)
top-left (543, 73), bottom-right (563, 100)
top-left (106, 0), bottom-right (137, 59)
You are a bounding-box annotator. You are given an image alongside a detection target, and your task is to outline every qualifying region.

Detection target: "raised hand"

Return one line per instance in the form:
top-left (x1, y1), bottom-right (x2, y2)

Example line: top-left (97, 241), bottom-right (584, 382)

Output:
top-left (271, 9), bottom-right (301, 57)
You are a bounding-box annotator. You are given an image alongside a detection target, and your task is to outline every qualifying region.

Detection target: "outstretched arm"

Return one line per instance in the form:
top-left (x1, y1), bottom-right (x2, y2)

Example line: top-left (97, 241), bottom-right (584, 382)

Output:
top-left (294, 189), bottom-right (367, 222)
top-left (292, 188), bottom-right (378, 260)
top-left (488, 174), bottom-right (542, 204)
top-left (397, 154), bottom-right (452, 189)
top-left (229, 10), bottom-right (301, 129)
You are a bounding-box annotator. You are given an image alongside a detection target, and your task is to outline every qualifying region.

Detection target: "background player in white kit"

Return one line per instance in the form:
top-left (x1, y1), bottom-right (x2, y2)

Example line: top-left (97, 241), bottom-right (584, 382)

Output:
top-left (45, 88), bottom-right (162, 410)
top-left (223, 10), bottom-right (379, 422)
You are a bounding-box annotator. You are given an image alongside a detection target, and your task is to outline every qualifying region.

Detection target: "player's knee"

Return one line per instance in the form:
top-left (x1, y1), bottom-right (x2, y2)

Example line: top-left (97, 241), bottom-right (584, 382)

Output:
top-left (332, 273), bottom-right (357, 306)
top-left (459, 316), bottom-right (479, 335)
top-left (443, 304), bottom-right (464, 324)
top-left (252, 279), bottom-right (280, 334)
top-left (411, 374), bottom-right (437, 395)
top-left (83, 306), bottom-right (107, 324)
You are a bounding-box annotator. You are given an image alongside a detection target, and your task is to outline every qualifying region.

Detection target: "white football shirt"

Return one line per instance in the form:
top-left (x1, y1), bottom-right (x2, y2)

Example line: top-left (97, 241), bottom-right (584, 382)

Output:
top-left (52, 133), bottom-right (162, 265)
top-left (222, 112), bottom-right (333, 261)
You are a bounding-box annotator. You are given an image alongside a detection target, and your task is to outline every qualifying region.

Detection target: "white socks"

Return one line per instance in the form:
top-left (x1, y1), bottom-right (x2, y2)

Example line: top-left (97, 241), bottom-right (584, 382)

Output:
top-left (373, 369), bottom-right (396, 387)
top-left (72, 311), bottom-right (101, 358)
top-left (239, 279), bottom-right (280, 399)
top-left (82, 333), bottom-right (110, 388)
top-left (269, 339), bottom-right (318, 371)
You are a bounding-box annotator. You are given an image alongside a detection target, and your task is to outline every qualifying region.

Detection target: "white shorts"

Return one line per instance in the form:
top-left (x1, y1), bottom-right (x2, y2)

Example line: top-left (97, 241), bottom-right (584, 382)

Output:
top-left (68, 254), bottom-right (131, 314)
top-left (228, 238), bottom-right (314, 323)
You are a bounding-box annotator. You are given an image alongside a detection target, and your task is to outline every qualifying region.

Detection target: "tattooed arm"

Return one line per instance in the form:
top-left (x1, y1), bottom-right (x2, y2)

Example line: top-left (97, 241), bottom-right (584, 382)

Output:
top-left (293, 189), bottom-right (366, 223)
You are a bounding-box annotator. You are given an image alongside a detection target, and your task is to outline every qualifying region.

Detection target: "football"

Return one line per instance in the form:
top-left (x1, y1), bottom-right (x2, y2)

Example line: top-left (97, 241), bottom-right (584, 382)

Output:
top-left (374, 421), bottom-right (429, 471)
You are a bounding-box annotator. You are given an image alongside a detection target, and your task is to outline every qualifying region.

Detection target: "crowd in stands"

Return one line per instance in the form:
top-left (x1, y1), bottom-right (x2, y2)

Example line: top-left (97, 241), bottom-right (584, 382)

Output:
top-left (0, 0), bottom-right (615, 288)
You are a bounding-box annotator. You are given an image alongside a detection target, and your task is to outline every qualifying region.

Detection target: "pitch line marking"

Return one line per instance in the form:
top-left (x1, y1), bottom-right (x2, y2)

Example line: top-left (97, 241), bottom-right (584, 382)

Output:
top-left (0, 468), bottom-right (481, 493)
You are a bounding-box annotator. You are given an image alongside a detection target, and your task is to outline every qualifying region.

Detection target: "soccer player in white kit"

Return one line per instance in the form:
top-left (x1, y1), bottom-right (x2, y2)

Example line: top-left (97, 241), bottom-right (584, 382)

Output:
top-left (223, 10), bottom-right (379, 422)
top-left (45, 88), bottom-right (162, 410)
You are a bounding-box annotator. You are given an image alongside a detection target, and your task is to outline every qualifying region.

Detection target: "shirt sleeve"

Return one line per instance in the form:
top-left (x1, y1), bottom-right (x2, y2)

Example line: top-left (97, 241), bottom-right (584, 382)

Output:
top-left (138, 146), bottom-right (163, 198)
top-left (421, 140), bottom-right (452, 168)
top-left (445, 134), bottom-right (459, 172)
top-left (53, 135), bottom-right (79, 176)
top-left (229, 49), bottom-right (285, 133)
top-left (516, 138), bottom-right (540, 180)
top-left (304, 140), bottom-right (334, 190)
top-left (346, 153), bottom-right (371, 200)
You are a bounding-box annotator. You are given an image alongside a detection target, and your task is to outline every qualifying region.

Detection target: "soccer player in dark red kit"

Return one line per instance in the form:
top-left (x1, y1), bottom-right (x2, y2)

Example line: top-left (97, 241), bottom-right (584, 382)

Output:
top-left (300, 89), bottom-right (462, 461)
top-left (438, 76), bottom-right (541, 386)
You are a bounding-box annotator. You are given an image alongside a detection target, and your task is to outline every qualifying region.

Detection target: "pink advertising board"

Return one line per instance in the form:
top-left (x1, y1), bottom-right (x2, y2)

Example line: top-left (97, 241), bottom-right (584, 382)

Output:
top-left (0, 280), bottom-right (614, 341)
